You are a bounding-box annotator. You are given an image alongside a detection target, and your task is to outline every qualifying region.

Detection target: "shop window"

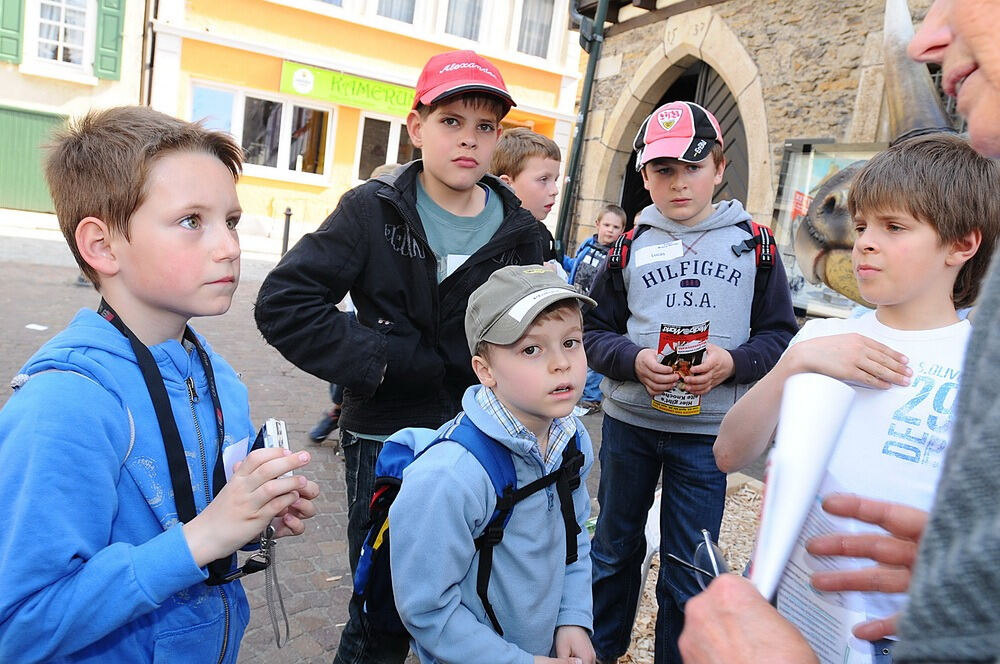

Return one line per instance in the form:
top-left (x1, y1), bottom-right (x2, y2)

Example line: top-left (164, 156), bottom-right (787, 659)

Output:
top-left (243, 97), bottom-right (283, 169)
top-left (289, 106), bottom-right (329, 173)
top-left (191, 84), bottom-right (333, 179)
top-left (517, 0), bottom-right (554, 59)
top-left (445, 0), bottom-right (482, 41)
top-left (357, 116), bottom-right (421, 180)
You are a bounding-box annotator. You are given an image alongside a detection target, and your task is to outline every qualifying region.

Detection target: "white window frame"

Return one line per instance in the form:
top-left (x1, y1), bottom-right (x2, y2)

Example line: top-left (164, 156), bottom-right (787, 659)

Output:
top-left (19, 0), bottom-right (99, 85)
top-left (433, 0), bottom-right (484, 44)
top-left (353, 111), bottom-right (411, 185)
top-left (510, 0), bottom-right (559, 61)
top-left (190, 81), bottom-right (336, 186)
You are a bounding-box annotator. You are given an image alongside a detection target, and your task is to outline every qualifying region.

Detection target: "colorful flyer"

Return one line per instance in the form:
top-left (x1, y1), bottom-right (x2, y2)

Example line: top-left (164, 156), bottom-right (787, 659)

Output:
top-left (651, 321), bottom-right (709, 416)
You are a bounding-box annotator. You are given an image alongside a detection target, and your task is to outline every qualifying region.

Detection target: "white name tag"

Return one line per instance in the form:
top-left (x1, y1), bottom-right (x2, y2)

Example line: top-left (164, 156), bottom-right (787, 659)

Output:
top-left (446, 254), bottom-right (471, 277)
top-left (633, 240), bottom-right (683, 267)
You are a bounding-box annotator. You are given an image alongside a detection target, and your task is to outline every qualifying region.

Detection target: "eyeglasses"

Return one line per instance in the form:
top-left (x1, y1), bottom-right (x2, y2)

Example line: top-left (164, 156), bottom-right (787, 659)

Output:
top-left (663, 529), bottom-right (728, 590)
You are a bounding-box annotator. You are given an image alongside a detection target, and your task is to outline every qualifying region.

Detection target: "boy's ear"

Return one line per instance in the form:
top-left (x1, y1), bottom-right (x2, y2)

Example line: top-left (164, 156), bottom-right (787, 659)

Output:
top-left (75, 216), bottom-right (120, 278)
top-left (946, 228), bottom-right (982, 267)
top-left (405, 110), bottom-right (424, 148)
top-left (471, 354), bottom-right (497, 388)
top-left (712, 159), bottom-right (726, 185)
top-left (498, 174), bottom-right (512, 186)
top-left (640, 166), bottom-right (650, 190)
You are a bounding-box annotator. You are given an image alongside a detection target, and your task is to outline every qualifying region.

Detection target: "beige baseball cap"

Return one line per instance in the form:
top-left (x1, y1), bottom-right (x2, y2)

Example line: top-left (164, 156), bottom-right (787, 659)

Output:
top-left (465, 265), bottom-right (597, 355)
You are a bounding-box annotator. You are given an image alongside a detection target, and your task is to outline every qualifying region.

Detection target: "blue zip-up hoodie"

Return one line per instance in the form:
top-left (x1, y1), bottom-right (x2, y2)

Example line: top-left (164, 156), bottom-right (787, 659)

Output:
top-left (0, 309), bottom-right (253, 663)
top-left (562, 234), bottom-right (612, 294)
top-left (388, 385), bottom-right (594, 664)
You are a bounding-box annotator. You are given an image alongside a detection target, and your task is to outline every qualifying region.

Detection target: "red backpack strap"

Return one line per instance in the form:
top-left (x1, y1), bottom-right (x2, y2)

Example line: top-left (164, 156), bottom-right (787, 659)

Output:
top-left (731, 221), bottom-right (774, 271)
top-left (608, 225), bottom-right (650, 293)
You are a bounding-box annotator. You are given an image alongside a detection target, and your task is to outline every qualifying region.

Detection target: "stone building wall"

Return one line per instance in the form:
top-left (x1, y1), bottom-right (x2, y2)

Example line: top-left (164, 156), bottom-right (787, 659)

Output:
top-left (569, 0), bottom-right (933, 248)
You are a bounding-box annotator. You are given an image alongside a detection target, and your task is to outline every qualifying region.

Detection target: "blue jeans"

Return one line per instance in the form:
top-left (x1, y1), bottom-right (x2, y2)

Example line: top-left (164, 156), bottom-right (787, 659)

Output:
top-left (590, 416), bottom-right (726, 664)
top-left (583, 368), bottom-right (604, 402)
top-left (333, 431), bottom-right (410, 664)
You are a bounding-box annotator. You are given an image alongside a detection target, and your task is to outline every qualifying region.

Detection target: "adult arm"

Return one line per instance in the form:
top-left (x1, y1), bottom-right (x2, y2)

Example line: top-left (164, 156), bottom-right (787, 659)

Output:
top-left (0, 373), bottom-right (208, 661)
top-left (253, 188), bottom-right (387, 397)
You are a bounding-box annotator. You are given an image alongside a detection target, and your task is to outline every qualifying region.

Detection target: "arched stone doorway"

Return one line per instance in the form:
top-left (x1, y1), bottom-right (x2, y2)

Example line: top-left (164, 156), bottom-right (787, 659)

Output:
top-left (572, 7), bottom-right (771, 247)
top-left (620, 59), bottom-right (749, 226)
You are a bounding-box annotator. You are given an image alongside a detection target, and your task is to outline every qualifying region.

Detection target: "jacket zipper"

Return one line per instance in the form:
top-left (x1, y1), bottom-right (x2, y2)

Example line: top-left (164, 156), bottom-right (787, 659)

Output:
top-left (186, 376), bottom-right (231, 664)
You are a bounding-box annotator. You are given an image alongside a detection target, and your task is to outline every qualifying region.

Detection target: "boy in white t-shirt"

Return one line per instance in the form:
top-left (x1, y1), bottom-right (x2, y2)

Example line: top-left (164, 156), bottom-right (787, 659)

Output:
top-left (713, 133), bottom-right (1000, 663)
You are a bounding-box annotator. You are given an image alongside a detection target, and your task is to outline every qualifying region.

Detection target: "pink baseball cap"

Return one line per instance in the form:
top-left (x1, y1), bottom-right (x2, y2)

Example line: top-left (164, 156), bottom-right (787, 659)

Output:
top-left (412, 50), bottom-right (515, 113)
top-left (633, 101), bottom-right (723, 169)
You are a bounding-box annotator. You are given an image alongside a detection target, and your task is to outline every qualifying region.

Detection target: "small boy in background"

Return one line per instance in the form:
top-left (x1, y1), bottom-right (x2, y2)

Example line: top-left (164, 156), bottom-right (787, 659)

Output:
top-left (563, 204), bottom-right (627, 295)
top-left (564, 204), bottom-right (627, 413)
top-left (490, 126), bottom-right (563, 265)
top-left (390, 265), bottom-right (597, 664)
top-left (714, 133), bottom-right (1000, 662)
top-left (584, 101), bottom-right (797, 663)
top-left (0, 106), bottom-right (319, 662)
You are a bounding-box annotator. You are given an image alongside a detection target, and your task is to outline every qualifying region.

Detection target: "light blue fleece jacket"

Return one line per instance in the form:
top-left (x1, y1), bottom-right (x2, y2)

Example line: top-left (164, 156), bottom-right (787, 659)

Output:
top-left (388, 385), bottom-right (594, 664)
top-left (0, 309), bottom-right (253, 663)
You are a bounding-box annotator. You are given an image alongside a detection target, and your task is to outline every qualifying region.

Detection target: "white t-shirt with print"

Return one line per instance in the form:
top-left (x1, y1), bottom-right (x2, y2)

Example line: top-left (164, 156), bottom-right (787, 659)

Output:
top-left (775, 311), bottom-right (970, 664)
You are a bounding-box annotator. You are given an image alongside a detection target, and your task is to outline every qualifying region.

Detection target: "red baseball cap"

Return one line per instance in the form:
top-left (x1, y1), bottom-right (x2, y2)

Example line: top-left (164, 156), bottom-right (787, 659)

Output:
top-left (412, 50), bottom-right (516, 113)
top-left (633, 101), bottom-right (723, 169)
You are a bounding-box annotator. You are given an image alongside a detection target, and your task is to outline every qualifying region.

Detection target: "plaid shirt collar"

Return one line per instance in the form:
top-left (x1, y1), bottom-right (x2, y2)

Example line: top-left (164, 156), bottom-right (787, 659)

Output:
top-left (476, 387), bottom-right (577, 474)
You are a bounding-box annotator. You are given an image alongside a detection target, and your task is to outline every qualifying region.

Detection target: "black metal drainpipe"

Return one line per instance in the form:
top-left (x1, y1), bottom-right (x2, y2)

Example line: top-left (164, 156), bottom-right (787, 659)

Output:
top-left (555, 0), bottom-right (611, 260)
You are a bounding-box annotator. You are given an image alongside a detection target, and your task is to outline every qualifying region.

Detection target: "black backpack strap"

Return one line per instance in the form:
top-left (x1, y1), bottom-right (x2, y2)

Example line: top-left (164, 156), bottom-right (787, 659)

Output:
top-left (731, 220), bottom-right (774, 306)
top-left (471, 432), bottom-right (585, 635)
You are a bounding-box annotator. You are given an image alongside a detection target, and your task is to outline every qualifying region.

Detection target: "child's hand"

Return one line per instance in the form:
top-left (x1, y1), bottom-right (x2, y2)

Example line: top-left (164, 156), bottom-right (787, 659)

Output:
top-left (787, 333), bottom-right (911, 388)
top-left (635, 347), bottom-right (680, 396)
top-left (682, 344), bottom-right (734, 396)
top-left (183, 447), bottom-right (312, 567)
top-left (554, 625), bottom-right (596, 664)
top-left (270, 476), bottom-right (320, 539)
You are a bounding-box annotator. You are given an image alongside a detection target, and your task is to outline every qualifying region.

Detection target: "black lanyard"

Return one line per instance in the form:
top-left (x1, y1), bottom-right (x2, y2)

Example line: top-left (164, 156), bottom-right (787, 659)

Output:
top-left (98, 300), bottom-right (233, 581)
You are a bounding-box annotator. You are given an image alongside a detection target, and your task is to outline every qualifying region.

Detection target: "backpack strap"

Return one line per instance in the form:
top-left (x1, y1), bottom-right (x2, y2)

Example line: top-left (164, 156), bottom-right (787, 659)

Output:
top-left (442, 419), bottom-right (584, 636)
top-left (731, 220), bottom-right (775, 270)
top-left (607, 224), bottom-right (651, 293)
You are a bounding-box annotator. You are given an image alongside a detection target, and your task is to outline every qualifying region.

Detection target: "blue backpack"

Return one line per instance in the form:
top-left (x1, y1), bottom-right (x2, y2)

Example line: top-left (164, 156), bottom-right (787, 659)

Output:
top-left (352, 414), bottom-right (585, 636)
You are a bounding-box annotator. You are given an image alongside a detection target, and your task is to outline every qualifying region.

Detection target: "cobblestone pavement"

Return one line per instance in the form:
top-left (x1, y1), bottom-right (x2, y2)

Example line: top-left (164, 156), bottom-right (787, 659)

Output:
top-left (0, 237), bottom-right (607, 664)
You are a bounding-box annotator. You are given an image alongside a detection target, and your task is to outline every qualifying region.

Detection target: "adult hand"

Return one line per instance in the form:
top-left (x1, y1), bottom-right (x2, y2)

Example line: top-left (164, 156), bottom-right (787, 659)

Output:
top-left (634, 347), bottom-right (680, 396)
top-left (682, 343), bottom-right (734, 395)
top-left (786, 333), bottom-right (911, 389)
top-left (679, 574), bottom-right (819, 664)
top-left (807, 494), bottom-right (928, 641)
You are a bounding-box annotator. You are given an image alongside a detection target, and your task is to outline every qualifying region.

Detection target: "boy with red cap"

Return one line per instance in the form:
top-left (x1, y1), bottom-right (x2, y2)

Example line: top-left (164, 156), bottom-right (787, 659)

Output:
top-left (582, 101), bottom-right (797, 663)
top-left (254, 50), bottom-right (543, 663)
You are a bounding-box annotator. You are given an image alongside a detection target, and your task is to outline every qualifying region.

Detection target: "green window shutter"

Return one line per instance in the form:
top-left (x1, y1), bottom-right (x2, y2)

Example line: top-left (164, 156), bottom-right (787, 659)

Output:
top-left (0, 0), bottom-right (24, 64)
top-left (94, 0), bottom-right (123, 80)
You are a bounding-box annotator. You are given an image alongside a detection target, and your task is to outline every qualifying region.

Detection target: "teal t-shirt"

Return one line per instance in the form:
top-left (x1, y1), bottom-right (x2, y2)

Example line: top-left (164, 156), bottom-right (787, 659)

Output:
top-left (416, 178), bottom-right (504, 282)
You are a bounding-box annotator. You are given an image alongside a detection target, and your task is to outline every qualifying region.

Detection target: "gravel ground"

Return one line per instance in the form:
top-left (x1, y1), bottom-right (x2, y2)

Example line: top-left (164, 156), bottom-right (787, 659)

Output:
top-left (621, 482), bottom-right (763, 663)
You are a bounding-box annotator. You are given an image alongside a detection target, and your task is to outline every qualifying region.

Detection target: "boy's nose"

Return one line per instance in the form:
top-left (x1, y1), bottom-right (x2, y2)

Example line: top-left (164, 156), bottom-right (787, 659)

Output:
top-left (214, 226), bottom-right (241, 261)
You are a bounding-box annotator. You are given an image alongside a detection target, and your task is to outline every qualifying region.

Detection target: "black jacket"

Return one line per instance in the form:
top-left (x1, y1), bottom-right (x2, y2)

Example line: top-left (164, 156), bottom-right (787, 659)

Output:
top-left (254, 161), bottom-right (543, 435)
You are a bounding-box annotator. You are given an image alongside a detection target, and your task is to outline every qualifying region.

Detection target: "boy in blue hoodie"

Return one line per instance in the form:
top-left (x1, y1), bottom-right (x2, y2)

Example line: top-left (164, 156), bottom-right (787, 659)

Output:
top-left (583, 101), bottom-right (797, 663)
top-left (389, 265), bottom-right (597, 664)
top-left (0, 106), bottom-right (319, 663)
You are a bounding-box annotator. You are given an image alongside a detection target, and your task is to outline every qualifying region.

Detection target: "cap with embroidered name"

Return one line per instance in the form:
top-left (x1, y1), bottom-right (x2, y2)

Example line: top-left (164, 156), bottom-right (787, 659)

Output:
top-left (633, 101), bottom-right (723, 169)
top-left (465, 265), bottom-right (596, 355)
top-left (412, 50), bottom-right (515, 113)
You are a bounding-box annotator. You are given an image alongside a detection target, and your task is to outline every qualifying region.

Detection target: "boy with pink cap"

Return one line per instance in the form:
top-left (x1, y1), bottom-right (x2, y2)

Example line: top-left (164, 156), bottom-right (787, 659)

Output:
top-left (582, 101), bottom-right (797, 663)
top-left (254, 49), bottom-right (542, 663)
